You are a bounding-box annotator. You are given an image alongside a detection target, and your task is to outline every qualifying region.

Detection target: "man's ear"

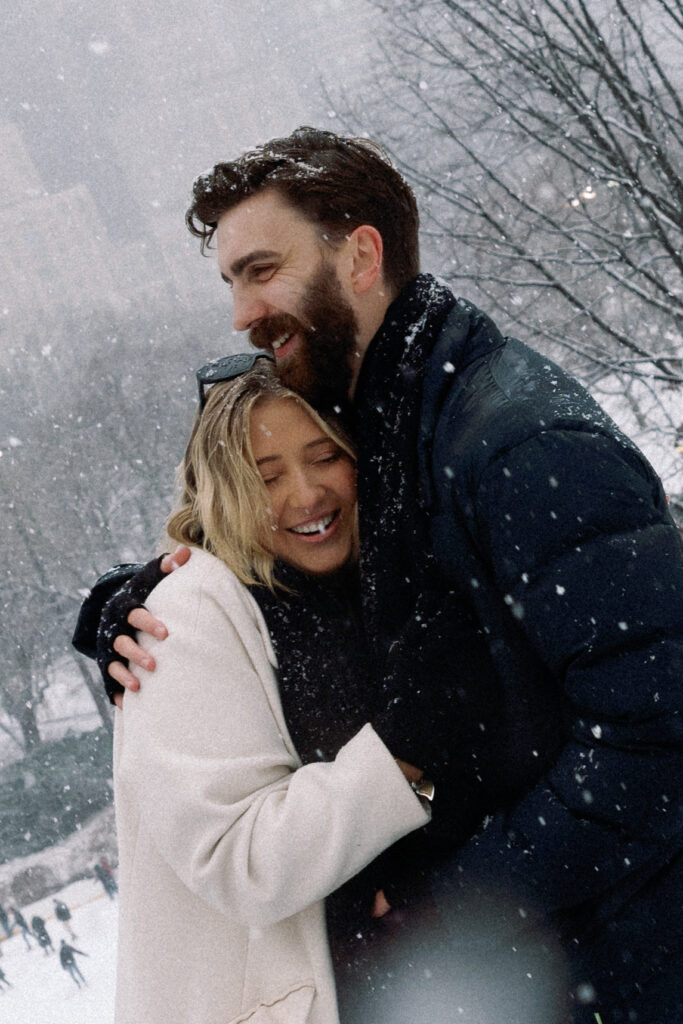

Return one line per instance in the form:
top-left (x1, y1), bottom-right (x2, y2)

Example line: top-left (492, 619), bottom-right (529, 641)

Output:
top-left (348, 224), bottom-right (383, 294)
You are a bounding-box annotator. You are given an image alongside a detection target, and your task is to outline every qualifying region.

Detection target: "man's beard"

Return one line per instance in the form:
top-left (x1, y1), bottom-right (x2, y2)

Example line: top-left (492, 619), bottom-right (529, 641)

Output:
top-left (249, 261), bottom-right (357, 411)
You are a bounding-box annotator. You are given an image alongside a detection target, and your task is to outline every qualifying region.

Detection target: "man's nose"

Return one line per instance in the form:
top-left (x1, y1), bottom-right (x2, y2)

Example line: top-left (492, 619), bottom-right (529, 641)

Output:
top-left (231, 285), bottom-right (269, 332)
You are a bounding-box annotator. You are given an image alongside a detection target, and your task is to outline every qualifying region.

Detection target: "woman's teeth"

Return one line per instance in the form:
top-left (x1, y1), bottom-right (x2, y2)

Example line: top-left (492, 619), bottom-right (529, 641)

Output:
top-left (291, 514), bottom-right (334, 535)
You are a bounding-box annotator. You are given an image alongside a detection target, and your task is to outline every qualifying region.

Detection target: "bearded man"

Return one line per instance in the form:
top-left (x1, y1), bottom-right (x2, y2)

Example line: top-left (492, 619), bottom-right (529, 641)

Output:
top-left (75, 127), bottom-right (683, 1024)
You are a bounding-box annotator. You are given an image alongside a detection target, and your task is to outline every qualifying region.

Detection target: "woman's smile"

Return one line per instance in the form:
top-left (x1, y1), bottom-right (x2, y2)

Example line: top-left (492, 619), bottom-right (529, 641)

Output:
top-left (250, 396), bottom-right (357, 575)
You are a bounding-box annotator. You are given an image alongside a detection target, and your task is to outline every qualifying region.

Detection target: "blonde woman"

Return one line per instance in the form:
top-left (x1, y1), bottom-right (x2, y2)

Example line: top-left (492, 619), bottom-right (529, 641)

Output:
top-left (112, 359), bottom-right (429, 1024)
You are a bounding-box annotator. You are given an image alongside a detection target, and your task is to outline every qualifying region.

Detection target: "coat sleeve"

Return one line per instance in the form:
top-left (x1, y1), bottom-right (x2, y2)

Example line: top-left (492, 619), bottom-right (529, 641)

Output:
top-left (71, 563), bottom-right (142, 659)
top-left (116, 555), bottom-right (428, 927)
top-left (452, 427), bottom-right (683, 911)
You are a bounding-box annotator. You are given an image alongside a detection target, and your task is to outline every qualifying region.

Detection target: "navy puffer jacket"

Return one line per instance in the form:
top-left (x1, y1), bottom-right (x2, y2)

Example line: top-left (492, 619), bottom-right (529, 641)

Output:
top-left (415, 299), bottom-right (683, 978)
top-left (353, 277), bottom-right (683, 1014)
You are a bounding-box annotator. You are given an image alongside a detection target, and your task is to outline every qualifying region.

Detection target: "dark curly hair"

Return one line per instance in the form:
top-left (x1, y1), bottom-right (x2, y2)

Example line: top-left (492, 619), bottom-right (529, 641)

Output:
top-left (185, 126), bottom-right (420, 294)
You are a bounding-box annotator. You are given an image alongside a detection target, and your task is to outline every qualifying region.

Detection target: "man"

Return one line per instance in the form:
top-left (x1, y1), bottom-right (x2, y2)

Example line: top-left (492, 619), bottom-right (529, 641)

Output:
top-left (11, 908), bottom-right (33, 951)
top-left (93, 859), bottom-right (117, 899)
top-left (30, 914), bottom-right (53, 956)
top-left (53, 898), bottom-right (76, 940)
top-left (76, 128), bottom-right (683, 1023)
top-left (59, 939), bottom-right (88, 987)
top-left (0, 904), bottom-right (12, 941)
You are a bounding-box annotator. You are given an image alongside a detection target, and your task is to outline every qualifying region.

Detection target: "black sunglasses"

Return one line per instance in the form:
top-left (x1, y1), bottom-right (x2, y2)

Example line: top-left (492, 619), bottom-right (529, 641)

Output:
top-left (196, 350), bottom-right (275, 409)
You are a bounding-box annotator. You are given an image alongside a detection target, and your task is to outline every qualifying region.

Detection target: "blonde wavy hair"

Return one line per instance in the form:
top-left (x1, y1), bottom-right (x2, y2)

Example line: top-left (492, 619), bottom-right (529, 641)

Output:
top-left (166, 363), bottom-right (356, 591)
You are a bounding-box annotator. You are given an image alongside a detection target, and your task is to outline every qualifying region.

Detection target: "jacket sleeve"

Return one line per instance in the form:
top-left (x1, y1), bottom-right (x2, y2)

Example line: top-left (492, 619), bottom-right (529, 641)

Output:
top-left (71, 563), bottom-right (142, 659)
top-left (116, 556), bottom-right (428, 927)
top-left (452, 427), bottom-right (683, 911)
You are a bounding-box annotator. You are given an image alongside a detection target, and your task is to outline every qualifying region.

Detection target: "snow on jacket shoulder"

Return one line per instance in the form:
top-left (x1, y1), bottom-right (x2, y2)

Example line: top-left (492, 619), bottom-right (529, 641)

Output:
top-left (114, 548), bottom-right (427, 1024)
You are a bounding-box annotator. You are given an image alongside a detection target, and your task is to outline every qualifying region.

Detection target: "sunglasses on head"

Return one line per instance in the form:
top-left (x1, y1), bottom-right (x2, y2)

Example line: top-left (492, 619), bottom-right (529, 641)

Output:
top-left (196, 350), bottom-right (275, 409)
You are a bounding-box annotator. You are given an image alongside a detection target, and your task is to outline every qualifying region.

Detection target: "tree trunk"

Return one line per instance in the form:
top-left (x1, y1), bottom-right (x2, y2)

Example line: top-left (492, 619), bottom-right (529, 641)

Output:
top-left (16, 696), bottom-right (41, 751)
top-left (73, 657), bottom-right (114, 735)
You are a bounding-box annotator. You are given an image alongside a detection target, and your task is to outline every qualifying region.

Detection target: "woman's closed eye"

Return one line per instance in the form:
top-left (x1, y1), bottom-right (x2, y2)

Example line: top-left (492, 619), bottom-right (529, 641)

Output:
top-left (315, 451), bottom-right (343, 466)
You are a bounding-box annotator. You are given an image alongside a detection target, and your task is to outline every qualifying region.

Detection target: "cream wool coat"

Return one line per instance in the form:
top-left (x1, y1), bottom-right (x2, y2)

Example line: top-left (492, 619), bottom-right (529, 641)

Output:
top-left (113, 548), bottom-right (428, 1024)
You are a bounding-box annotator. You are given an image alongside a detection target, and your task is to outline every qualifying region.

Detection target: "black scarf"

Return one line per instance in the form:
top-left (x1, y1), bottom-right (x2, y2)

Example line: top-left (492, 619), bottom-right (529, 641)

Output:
top-left (352, 276), bottom-right (517, 834)
top-left (250, 561), bottom-right (379, 766)
top-left (352, 274), bottom-right (457, 658)
top-left (250, 563), bottom-right (386, 941)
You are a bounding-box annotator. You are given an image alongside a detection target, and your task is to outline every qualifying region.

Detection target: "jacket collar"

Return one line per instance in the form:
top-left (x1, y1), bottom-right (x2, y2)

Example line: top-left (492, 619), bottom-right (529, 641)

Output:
top-left (353, 274), bottom-right (457, 422)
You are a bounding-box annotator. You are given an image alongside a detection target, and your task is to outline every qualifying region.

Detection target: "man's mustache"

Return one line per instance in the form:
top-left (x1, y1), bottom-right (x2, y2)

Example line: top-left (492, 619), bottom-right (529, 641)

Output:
top-left (250, 313), bottom-right (313, 350)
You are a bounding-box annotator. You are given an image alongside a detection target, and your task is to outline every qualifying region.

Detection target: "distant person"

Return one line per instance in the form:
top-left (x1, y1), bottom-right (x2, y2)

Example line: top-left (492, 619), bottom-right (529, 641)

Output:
top-left (100, 855), bottom-right (114, 876)
top-left (0, 965), bottom-right (11, 990)
top-left (0, 905), bottom-right (11, 940)
top-left (31, 915), bottom-right (53, 955)
top-left (59, 940), bottom-right (88, 987)
top-left (53, 898), bottom-right (76, 939)
top-left (11, 908), bottom-right (32, 951)
top-left (93, 861), bottom-right (117, 899)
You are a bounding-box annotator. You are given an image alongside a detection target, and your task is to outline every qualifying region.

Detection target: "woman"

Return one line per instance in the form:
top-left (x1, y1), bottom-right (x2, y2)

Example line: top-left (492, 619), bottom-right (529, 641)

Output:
top-left (113, 363), bottom-right (429, 1024)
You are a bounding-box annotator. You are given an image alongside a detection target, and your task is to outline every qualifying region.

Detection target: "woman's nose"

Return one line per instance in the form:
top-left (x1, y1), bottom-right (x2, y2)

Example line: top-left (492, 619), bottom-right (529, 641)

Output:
top-left (289, 471), bottom-right (324, 511)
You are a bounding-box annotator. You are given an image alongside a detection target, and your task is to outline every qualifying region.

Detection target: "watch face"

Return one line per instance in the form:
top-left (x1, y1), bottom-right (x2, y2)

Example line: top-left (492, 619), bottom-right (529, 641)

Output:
top-left (419, 778), bottom-right (435, 802)
top-left (412, 778), bottom-right (435, 803)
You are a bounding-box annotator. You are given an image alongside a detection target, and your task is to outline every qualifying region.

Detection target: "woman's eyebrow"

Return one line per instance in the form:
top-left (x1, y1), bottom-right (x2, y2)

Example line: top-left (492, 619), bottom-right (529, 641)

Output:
top-left (305, 438), bottom-right (335, 452)
top-left (256, 439), bottom-right (332, 466)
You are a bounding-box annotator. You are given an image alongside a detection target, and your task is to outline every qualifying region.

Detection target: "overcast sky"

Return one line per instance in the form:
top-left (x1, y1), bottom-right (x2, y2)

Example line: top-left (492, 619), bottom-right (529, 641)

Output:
top-left (0, 0), bottom-right (384, 330)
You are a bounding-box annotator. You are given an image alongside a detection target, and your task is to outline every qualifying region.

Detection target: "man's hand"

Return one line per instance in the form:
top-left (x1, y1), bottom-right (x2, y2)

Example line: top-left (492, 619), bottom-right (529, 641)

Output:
top-left (371, 889), bottom-right (392, 919)
top-left (104, 547), bottom-right (192, 707)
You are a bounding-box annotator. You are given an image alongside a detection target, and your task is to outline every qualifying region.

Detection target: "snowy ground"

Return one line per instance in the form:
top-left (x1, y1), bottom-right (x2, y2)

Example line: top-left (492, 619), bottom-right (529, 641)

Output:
top-left (0, 876), bottom-right (117, 1023)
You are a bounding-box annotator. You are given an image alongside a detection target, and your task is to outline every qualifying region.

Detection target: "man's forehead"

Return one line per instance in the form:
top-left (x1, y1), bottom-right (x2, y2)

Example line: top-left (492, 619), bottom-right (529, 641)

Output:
top-left (216, 191), bottom-right (318, 268)
top-left (217, 190), bottom-right (307, 238)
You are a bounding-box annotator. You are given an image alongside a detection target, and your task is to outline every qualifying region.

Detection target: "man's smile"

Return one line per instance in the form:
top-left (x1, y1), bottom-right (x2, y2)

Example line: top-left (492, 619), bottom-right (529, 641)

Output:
top-left (270, 331), bottom-right (303, 362)
top-left (251, 313), bottom-right (308, 364)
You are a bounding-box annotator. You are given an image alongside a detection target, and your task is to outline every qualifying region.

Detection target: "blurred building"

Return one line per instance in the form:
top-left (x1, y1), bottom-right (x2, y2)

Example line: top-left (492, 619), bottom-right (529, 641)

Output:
top-left (0, 1), bottom-right (379, 333)
top-left (0, 125), bottom-right (166, 327)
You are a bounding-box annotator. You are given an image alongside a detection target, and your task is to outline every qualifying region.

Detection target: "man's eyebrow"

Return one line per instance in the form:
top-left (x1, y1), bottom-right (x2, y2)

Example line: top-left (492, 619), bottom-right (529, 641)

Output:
top-left (222, 249), bottom-right (280, 284)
